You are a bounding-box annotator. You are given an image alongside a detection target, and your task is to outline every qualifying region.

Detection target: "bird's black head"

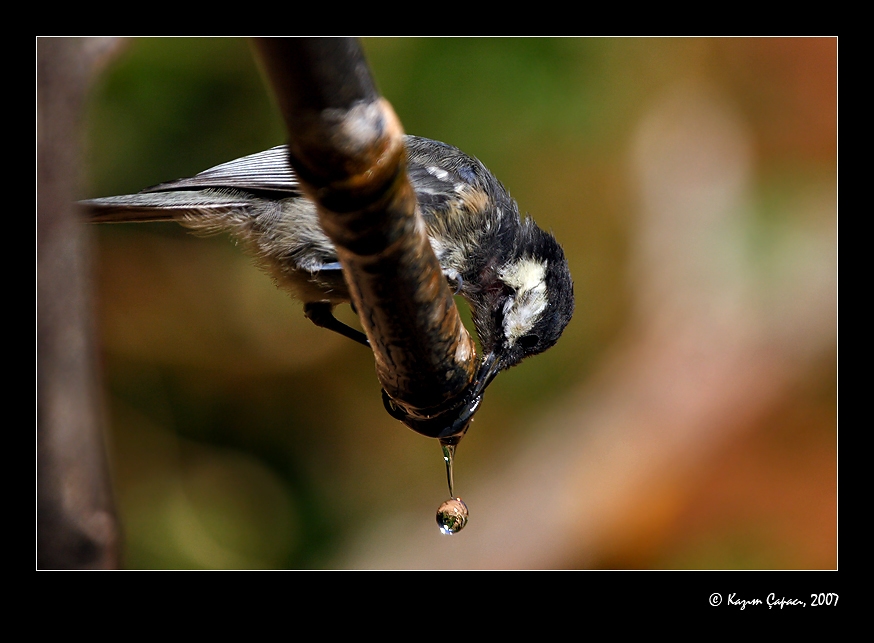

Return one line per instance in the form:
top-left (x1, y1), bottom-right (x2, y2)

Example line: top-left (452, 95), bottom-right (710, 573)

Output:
top-left (469, 217), bottom-right (575, 394)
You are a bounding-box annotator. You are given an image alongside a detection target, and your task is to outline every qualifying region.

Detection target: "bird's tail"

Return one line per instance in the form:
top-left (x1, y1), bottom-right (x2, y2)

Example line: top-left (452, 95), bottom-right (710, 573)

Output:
top-left (80, 190), bottom-right (253, 224)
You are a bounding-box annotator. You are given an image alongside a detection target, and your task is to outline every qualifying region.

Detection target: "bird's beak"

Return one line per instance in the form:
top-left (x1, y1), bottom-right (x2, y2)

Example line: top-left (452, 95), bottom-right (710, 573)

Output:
top-left (430, 349), bottom-right (504, 443)
top-left (473, 350), bottom-right (503, 397)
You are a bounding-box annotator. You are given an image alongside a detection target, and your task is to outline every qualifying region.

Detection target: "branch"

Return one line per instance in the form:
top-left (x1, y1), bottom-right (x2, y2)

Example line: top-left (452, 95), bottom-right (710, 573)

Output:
top-left (251, 38), bottom-right (478, 439)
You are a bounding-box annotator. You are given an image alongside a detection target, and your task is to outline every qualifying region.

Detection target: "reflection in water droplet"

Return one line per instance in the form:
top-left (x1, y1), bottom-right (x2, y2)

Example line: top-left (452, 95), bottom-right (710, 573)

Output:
top-left (436, 497), bottom-right (469, 535)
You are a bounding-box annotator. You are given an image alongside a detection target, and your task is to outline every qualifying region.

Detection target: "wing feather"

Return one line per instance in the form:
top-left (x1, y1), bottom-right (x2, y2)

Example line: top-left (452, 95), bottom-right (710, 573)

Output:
top-left (144, 145), bottom-right (300, 195)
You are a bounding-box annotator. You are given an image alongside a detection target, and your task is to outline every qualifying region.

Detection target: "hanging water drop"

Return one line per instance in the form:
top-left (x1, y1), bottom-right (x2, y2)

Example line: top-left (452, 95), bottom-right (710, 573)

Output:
top-left (436, 438), bottom-right (469, 534)
top-left (436, 497), bottom-right (469, 535)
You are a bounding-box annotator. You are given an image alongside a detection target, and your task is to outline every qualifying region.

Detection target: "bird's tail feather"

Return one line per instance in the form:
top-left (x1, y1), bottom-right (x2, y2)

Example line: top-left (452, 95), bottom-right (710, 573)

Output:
top-left (80, 190), bottom-right (253, 224)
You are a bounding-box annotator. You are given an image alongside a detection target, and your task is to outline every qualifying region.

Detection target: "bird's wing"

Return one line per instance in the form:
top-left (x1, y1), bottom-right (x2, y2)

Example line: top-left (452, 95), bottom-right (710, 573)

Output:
top-left (143, 145), bottom-right (300, 195)
top-left (83, 138), bottom-right (492, 226)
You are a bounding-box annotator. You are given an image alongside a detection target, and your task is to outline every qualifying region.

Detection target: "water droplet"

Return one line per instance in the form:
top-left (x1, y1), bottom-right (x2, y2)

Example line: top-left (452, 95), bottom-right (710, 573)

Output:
top-left (436, 439), bottom-right (468, 534)
top-left (440, 440), bottom-right (456, 498)
top-left (436, 497), bottom-right (469, 535)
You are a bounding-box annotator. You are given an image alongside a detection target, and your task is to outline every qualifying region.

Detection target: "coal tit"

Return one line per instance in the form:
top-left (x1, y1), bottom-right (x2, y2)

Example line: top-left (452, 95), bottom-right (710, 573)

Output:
top-left (84, 136), bottom-right (574, 424)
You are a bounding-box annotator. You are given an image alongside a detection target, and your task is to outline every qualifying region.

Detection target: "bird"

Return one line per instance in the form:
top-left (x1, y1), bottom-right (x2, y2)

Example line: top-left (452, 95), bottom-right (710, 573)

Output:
top-left (83, 135), bottom-right (574, 436)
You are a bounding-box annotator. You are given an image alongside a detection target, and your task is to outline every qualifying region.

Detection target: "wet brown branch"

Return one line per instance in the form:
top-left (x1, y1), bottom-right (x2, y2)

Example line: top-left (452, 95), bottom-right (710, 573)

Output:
top-left (252, 38), bottom-right (477, 437)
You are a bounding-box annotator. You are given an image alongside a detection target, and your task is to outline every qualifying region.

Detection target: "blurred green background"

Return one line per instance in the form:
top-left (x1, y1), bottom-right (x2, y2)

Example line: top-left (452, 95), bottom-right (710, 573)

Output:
top-left (81, 37), bottom-right (836, 569)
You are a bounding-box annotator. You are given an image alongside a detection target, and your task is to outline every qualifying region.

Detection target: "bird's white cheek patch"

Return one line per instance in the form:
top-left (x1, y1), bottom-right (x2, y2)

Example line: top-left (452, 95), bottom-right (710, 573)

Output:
top-left (504, 291), bottom-right (548, 343)
top-left (500, 258), bottom-right (549, 343)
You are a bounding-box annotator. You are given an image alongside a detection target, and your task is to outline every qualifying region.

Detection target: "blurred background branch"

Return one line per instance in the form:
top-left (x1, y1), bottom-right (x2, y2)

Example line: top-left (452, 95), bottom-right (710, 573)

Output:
top-left (37, 37), bottom-right (125, 569)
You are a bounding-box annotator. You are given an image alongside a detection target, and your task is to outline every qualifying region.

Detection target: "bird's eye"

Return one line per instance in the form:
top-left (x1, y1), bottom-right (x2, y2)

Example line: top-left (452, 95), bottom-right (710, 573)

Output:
top-left (519, 334), bottom-right (539, 350)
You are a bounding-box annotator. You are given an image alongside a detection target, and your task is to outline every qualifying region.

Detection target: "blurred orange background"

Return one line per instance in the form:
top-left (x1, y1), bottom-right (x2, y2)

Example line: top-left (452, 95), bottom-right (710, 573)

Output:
top-left (81, 37), bottom-right (836, 569)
